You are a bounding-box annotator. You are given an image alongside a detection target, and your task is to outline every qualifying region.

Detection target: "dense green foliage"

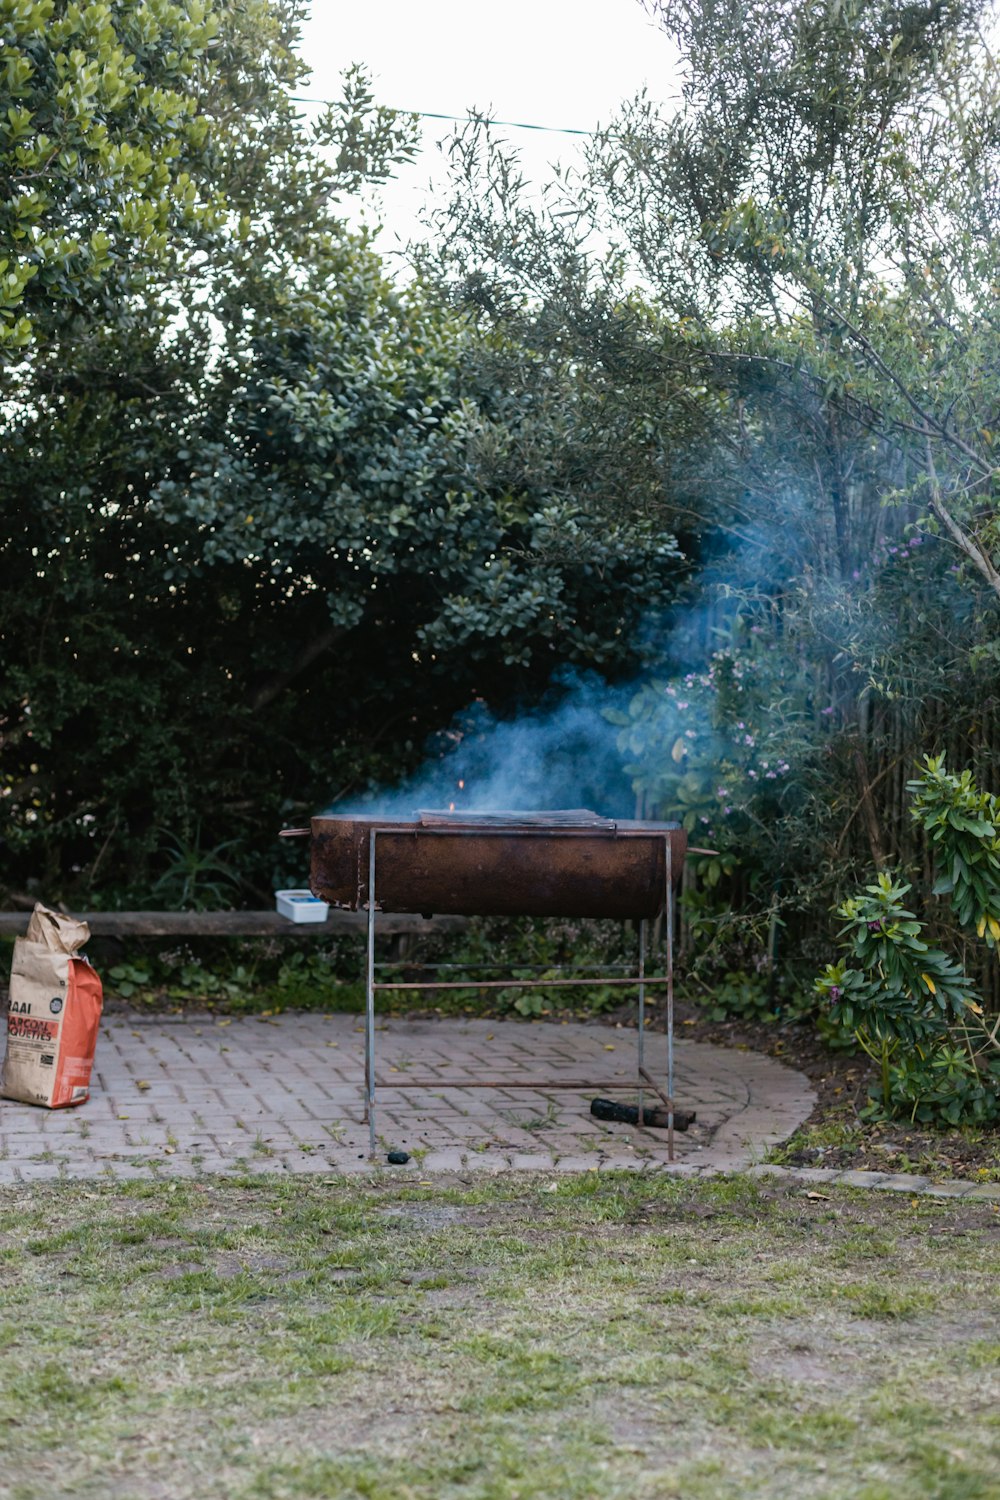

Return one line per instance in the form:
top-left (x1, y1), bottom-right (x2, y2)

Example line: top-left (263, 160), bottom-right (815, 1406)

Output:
top-left (428, 0), bottom-right (1000, 999)
top-left (817, 761), bottom-right (1000, 1124)
top-left (0, 1), bottom-right (681, 904)
top-left (1, 0), bottom-right (222, 352)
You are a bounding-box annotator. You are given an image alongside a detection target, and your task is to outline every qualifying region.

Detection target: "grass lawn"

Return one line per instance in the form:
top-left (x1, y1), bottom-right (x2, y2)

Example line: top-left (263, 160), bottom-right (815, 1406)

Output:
top-left (1, 1172), bottom-right (998, 1499)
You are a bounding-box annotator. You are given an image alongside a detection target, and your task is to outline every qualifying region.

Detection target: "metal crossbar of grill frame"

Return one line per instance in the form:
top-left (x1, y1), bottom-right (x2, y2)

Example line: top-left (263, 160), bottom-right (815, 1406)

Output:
top-left (364, 828), bottom-right (678, 1162)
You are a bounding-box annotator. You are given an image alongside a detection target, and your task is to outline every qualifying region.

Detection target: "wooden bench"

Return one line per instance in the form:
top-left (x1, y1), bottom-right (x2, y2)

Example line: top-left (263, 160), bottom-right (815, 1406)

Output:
top-left (0, 910), bottom-right (468, 938)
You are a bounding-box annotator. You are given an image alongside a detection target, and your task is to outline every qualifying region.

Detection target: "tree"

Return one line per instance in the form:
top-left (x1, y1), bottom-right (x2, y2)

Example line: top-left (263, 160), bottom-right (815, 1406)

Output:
top-left (421, 0), bottom-right (1000, 975)
top-left (0, 2), bottom-right (684, 903)
top-left (0, 1), bottom-right (421, 896)
top-left (603, 0), bottom-right (1000, 592)
top-left (0, 0), bottom-right (415, 359)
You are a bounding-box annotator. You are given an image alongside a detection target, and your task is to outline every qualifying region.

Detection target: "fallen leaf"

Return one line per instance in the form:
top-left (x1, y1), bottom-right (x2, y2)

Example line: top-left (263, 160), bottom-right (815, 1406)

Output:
top-left (804, 1191), bottom-right (831, 1200)
top-left (135, 1080), bottom-right (150, 1091)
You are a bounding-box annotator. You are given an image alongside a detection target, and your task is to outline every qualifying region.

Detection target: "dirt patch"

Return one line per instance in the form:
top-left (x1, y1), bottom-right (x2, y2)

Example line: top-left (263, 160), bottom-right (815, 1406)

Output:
top-left (155, 1261), bottom-right (206, 1281)
top-left (750, 1310), bottom-right (999, 1394)
top-left (378, 1204), bottom-right (465, 1230)
top-left (212, 1249), bottom-right (297, 1279)
top-left (243, 1403), bottom-right (435, 1461)
top-left (780, 1123), bottom-right (1000, 1180)
top-left (587, 1393), bottom-right (684, 1466)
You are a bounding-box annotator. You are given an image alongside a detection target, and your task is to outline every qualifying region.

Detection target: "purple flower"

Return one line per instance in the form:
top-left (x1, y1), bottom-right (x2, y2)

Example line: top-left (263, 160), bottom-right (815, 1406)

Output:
top-left (828, 985), bottom-right (841, 1002)
top-left (867, 920), bottom-right (883, 933)
top-left (821, 706), bottom-right (835, 716)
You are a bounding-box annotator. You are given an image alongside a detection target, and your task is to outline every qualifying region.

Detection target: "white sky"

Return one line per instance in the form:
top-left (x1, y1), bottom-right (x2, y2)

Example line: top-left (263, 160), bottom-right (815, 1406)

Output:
top-left (299, 0), bottom-right (679, 257)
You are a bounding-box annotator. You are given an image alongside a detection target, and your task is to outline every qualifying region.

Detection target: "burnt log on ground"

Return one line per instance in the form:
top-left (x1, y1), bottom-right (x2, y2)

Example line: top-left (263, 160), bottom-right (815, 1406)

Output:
top-left (590, 1097), bottom-right (696, 1130)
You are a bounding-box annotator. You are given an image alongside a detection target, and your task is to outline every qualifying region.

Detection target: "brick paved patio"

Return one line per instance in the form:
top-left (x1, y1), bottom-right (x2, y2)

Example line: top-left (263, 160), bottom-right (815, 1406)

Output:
top-left (0, 1012), bottom-right (816, 1181)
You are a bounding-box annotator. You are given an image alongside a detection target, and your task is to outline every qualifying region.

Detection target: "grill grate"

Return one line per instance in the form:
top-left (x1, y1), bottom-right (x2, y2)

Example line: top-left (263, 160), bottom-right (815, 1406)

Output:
top-left (416, 807), bottom-right (616, 829)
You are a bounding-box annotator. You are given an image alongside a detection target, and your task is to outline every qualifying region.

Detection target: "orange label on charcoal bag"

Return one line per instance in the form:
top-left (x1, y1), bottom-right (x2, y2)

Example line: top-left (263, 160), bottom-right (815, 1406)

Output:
top-left (7, 1015), bottom-right (59, 1043)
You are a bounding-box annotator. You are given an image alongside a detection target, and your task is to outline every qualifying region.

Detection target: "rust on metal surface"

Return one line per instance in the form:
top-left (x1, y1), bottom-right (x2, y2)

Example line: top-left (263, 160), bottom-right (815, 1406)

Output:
top-left (307, 812), bottom-right (686, 919)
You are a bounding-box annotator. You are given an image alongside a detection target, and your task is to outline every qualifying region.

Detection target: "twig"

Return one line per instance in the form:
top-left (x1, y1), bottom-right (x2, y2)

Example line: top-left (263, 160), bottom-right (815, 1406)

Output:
top-left (925, 440), bottom-right (1000, 601)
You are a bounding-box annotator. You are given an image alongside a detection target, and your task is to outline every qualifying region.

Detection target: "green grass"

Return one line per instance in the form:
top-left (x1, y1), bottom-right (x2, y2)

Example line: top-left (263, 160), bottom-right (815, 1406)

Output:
top-left (0, 1173), bottom-right (998, 1499)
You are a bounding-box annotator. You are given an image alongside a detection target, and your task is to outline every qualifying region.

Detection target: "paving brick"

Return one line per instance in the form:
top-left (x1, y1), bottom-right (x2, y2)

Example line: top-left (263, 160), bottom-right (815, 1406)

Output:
top-left (0, 1013), bottom-right (878, 1187)
top-left (875, 1173), bottom-right (933, 1192)
top-left (778, 1167), bottom-right (842, 1185)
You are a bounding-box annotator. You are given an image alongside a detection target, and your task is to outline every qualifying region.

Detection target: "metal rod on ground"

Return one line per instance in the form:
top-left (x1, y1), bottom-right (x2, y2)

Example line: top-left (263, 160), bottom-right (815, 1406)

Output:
top-left (638, 1066), bottom-right (674, 1114)
top-left (373, 961), bottom-right (640, 973)
top-left (372, 1077), bottom-right (671, 1091)
top-left (371, 975), bottom-right (672, 992)
top-left (666, 837), bottom-right (675, 1162)
top-left (636, 918), bottom-right (646, 1133)
top-left (367, 829), bottom-right (377, 1157)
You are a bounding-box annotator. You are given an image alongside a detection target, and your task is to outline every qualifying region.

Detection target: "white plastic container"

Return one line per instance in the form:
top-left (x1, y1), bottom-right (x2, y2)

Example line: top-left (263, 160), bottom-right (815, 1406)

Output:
top-left (275, 889), bottom-right (329, 923)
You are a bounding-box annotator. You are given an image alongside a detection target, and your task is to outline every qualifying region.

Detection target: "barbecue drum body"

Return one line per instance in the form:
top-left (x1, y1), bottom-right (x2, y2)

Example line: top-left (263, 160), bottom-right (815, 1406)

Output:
top-left (308, 813), bottom-right (686, 919)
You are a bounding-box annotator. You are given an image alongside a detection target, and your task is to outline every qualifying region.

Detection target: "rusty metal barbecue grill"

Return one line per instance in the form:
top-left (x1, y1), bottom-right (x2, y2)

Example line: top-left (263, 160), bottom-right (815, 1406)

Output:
top-left (286, 809), bottom-right (687, 1158)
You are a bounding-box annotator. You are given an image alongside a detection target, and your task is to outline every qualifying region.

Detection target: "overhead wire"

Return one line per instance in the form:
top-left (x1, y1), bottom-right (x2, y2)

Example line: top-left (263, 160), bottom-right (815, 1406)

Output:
top-left (289, 97), bottom-right (601, 137)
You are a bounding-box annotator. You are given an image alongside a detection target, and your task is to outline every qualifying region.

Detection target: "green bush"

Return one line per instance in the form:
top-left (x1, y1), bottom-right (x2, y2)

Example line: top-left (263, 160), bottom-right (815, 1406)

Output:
top-left (815, 758), bottom-right (1000, 1126)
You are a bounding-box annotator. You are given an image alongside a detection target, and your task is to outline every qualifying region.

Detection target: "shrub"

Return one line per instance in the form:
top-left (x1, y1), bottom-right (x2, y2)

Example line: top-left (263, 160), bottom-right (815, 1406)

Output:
top-left (815, 758), bottom-right (1000, 1125)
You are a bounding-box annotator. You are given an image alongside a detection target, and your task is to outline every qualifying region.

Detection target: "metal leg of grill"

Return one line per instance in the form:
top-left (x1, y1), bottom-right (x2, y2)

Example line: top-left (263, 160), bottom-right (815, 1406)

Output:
top-left (666, 838), bottom-right (675, 1162)
top-left (366, 829), bottom-right (377, 1158)
top-left (361, 828), bottom-right (681, 1163)
top-left (636, 918), bottom-right (646, 1132)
